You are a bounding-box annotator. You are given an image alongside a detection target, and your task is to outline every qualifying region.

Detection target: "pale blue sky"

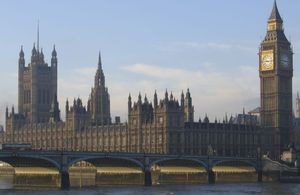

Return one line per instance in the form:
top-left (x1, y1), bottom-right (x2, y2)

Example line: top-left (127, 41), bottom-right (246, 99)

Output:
top-left (0, 0), bottom-right (299, 125)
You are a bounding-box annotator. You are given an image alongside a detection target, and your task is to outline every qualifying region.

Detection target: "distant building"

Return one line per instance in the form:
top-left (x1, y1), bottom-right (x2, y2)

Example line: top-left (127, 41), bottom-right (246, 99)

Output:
top-left (232, 108), bottom-right (260, 125)
top-left (290, 94), bottom-right (300, 148)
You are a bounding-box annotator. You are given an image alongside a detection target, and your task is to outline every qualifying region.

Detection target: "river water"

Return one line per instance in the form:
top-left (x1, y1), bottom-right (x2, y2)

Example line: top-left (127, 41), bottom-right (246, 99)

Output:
top-left (0, 183), bottom-right (300, 195)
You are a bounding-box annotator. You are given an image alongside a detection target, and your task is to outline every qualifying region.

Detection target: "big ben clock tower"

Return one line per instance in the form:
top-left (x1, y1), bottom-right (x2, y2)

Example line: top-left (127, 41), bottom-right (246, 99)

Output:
top-left (260, 1), bottom-right (293, 157)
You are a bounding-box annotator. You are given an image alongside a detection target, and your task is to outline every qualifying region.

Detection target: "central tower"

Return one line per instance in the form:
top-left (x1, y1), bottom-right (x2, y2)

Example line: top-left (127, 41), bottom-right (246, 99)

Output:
top-left (87, 53), bottom-right (111, 125)
top-left (259, 1), bottom-right (293, 155)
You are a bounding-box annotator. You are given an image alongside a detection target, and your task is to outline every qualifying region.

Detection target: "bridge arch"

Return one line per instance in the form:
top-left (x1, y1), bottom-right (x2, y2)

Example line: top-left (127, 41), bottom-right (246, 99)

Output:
top-left (151, 157), bottom-right (208, 170)
top-left (68, 156), bottom-right (144, 170)
top-left (212, 159), bottom-right (257, 171)
top-left (0, 155), bottom-right (60, 169)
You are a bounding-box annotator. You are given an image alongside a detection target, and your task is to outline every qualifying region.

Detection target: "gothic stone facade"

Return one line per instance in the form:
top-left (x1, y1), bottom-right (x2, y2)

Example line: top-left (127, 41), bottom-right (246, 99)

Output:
top-left (1, 46), bottom-right (261, 157)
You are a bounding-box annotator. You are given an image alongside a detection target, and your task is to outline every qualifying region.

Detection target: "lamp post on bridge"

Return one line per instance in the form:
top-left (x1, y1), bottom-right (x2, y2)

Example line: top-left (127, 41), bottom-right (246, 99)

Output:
top-left (257, 147), bottom-right (262, 182)
top-left (143, 152), bottom-right (152, 186)
top-left (207, 144), bottom-right (215, 184)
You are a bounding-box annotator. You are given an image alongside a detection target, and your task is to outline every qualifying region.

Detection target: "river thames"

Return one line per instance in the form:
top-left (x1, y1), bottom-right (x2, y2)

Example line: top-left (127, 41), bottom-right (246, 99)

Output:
top-left (0, 183), bottom-right (300, 195)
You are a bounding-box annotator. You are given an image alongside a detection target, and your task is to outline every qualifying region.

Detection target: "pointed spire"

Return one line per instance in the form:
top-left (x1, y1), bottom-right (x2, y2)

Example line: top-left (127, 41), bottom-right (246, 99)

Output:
top-left (181, 90), bottom-right (184, 106)
top-left (138, 92), bottom-right (142, 103)
top-left (144, 94), bottom-right (148, 103)
top-left (19, 45), bottom-right (24, 57)
top-left (297, 91), bottom-right (299, 99)
top-left (154, 90), bottom-right (158, 107)
top-left (98, 51), bottom-right (102, 69)
top-left (40, 48), bottom-right (44, 61)
top-left (165, 89), bottom-right (169, 101)
top-left (269, 0), bottom-right (283, 23)
top-left (66, 98), bottom-right (69, 113)
top-left (5, 106), bottom-right (8, 118)
top-left (37, 20), bottom-right (40, 52)
top-left (52, 45), bottom-right (57, 57)
top-left (50, 93), bottom-right (61, 122)
top-left (170, 92), bottom-right (173, 100)
top-left (204, 113), bottom-right (209, 123)
top-left (32, 43), bottom-right (37, 54)
top-left (128, 93), bottom-right (132, 111)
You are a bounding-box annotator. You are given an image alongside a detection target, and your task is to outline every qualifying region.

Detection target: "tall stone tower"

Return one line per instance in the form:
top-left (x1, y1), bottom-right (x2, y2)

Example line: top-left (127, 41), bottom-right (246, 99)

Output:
top-left (259, 1), bottom-right (293, 154)
top-left (182, 89), bottom-right (194, 123)
top-left (18, 44), bottom-right (58, 124)
top-left (88, 52), bottom-right (111, 125)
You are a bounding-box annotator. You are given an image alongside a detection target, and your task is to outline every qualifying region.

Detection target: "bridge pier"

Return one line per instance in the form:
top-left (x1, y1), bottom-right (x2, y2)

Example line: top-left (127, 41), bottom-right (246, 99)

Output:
top-left (208, 169), bottom-right (215, 184)
top-left (60, 170), bottom-right (70, 190)
top-left (144, 168), bottom-right (152, 186)
top-left (257, 169), bottom-right (262, 182)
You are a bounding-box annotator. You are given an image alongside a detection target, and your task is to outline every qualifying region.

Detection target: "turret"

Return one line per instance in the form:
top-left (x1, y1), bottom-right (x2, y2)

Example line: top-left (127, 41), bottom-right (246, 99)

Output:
top-left (128, 94), bottom-right (132, 111)
top-left (66, 98), bottom-right (69, 114)
top-left (165, 89), bottom-right (169, 102)
top-left (49, 93), bottom-right (61, 123)
top-left (19, 46), bottom-right (25, 67)
top-left (5, 107), bottom-right (8, 119)
top-left (138, 92), bottom-right (142, 104)
top-left (181, 90), bottom-right (184, 107)
top-left (51, 45), bottom-right (57, 67)
top-left (154, 90), bottom-right (158, 108)
top-left (40, 48), bottom-right (45, 64)
top-left (144, 94), bottom-right (148, 104)
top-left (204, 114), bottom-right (209, 123)
top-left (186, 88), bottom-right (191, 107)
top-left (31, 43), bottom-right (37, 63)
top-left (184, 88), bottom-right (194, 122)
top-left (170, 92), bottom-right (173, 101)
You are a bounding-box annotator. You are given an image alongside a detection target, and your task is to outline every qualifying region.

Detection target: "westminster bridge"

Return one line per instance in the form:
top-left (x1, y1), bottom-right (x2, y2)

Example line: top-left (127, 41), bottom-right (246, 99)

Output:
top-left (0, 150), bottom-right (294, 189)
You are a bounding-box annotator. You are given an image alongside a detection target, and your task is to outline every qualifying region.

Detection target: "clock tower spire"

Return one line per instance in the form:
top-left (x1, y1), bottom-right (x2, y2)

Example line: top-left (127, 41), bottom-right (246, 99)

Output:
top-left (259, 1), bottom-right (293, 157)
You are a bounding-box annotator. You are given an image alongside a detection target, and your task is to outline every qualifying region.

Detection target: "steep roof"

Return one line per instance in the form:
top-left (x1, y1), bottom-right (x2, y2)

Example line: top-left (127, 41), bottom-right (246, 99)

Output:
top-left (269, 0), bottom-right (283, 23)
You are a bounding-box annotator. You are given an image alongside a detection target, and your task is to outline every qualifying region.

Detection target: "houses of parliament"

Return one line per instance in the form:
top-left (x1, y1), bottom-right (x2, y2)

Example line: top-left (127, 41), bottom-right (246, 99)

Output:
top-left (0, 2), bottom-right (298, 159)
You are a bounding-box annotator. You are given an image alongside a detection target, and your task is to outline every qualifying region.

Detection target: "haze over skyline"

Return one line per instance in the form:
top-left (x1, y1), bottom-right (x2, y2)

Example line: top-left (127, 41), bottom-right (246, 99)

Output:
top-left (0, 0), bottom-right (300, 126)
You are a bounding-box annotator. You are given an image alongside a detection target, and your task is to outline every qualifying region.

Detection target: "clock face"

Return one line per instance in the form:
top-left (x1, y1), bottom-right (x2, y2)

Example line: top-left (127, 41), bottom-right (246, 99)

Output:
top-left (280, 54), bottom-right (289, 68)
top-left (261, 50), bottom-right (274, 71)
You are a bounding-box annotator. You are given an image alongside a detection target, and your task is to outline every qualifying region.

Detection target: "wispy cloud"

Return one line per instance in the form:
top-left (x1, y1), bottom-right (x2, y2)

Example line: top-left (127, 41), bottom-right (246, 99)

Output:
top-left (157, 41), bottom-right (256, 53)
top-left (51, 63), bottom-right (262, 122)
top-left (122, 63), bottom-right (260, 120)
